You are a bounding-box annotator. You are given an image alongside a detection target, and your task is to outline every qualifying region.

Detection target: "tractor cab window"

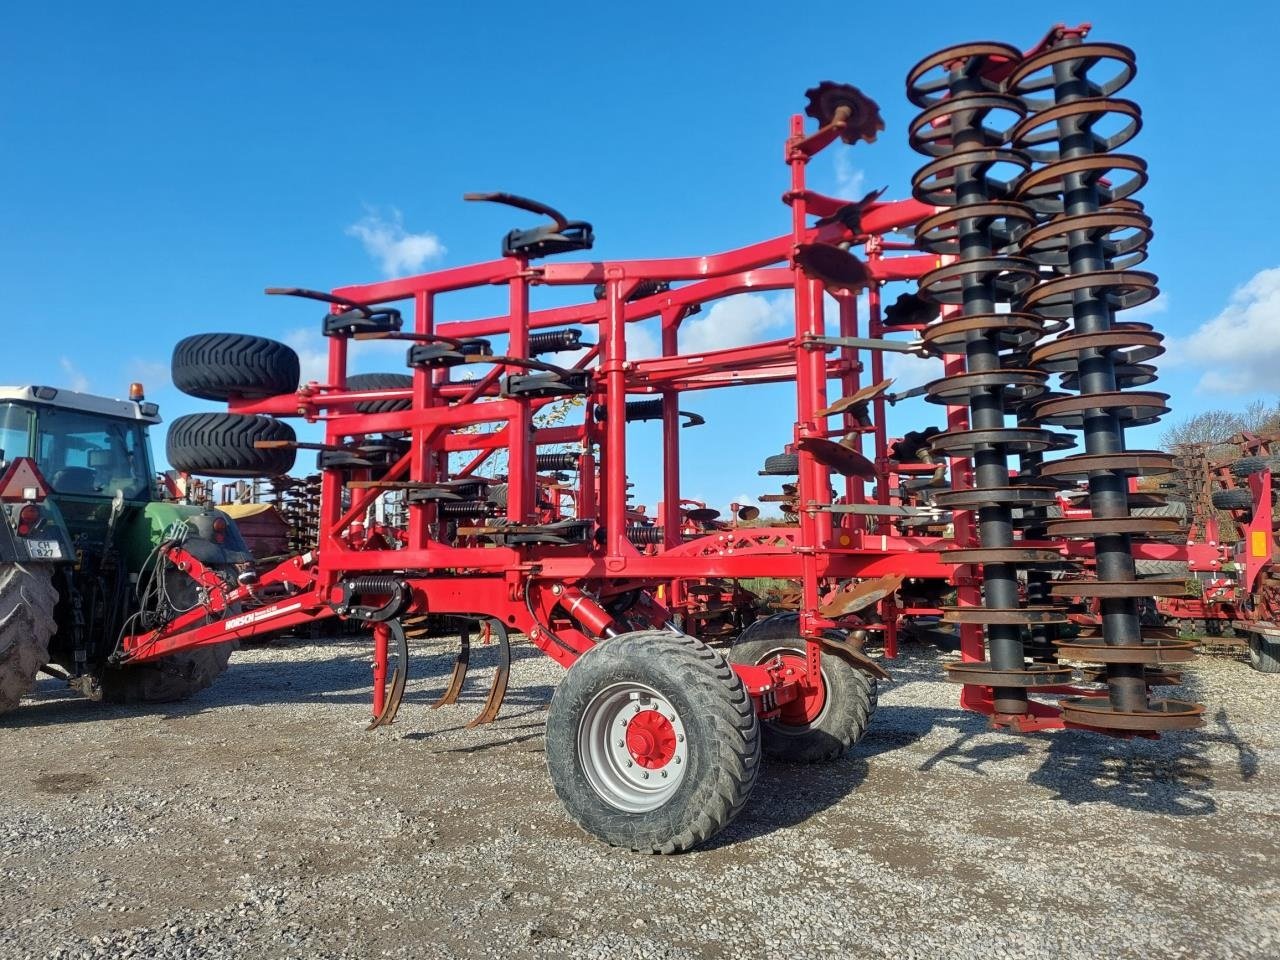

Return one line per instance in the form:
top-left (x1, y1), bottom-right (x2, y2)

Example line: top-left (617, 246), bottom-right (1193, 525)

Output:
top-left (34, 407), bottom-right (151, 500)
top-left (0, 403), bottom-right (33, 468)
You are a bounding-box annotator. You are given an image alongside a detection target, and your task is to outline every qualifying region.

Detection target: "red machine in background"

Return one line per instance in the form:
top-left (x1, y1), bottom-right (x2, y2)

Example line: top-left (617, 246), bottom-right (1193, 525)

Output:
top-left (102, 25), bottom-right (1203, 852)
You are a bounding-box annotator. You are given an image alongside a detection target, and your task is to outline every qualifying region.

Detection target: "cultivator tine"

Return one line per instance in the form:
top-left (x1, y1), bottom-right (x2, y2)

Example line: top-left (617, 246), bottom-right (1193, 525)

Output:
top-left (467, 620), bottom-right (511, 728)
top-left (431, 619), bottom-right (471, 709)
top-left (367, 619), bottom-right (409, 730)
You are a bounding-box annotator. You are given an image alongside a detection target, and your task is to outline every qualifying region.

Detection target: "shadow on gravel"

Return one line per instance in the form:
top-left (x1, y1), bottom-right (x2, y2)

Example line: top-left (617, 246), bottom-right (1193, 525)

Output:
top-left (708, 756), bottom-right (871, 848)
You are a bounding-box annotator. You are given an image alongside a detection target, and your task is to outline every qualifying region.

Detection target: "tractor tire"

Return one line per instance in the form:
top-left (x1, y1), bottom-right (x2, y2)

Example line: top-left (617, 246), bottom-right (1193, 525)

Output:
top-left (731, 612), bottom-right (876, 761)
top-left (1231, 456), bottom-right (1280, 479)
top-left (1211, 489), bottom-right (1254, 511)
top-left (99, 641), bottom-right (236, 704)
top-left (167, 413), bottom-right (296, 478)
top-left (172, 333), bottom-right (300, 401)
top-left (761, 453), bottom-right (799, 476)
top-left (1247, 633), bottom-right (1280, 674)
top-left (0, 564), bottom-right (58, 714)
top-left (545, 630), bottom-right (761, 854)
top-left (345, 373), bottom-right (413, 413)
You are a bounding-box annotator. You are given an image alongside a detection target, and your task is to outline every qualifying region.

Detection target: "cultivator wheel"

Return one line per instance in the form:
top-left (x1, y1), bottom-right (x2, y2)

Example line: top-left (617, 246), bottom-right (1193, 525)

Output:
top-left (545, 631), bottom-right (760, 853)
top-left (730, 614), bottom-right (876, 762)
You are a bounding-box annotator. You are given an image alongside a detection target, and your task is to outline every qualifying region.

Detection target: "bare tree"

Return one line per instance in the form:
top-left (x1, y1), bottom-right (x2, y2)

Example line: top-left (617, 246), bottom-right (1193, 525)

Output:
top-left (1161, 408), bottom-right (1245, 452)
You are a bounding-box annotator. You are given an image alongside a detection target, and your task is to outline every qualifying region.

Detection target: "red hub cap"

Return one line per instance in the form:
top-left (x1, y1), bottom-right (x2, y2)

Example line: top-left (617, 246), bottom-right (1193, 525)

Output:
top-left (775, 654), bottom-right (826, 725)
top-left (626, 709), bottom-right (677, 768)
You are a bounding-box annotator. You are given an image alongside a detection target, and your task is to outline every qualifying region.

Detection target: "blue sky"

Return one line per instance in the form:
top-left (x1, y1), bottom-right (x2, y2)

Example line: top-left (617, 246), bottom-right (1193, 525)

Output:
top-left (3, 2), bottom-right (1277, 512)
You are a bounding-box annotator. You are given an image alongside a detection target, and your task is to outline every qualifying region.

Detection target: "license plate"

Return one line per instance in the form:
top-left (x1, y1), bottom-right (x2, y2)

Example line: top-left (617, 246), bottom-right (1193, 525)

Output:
top-left (27, 540), bottom-right (62, 559)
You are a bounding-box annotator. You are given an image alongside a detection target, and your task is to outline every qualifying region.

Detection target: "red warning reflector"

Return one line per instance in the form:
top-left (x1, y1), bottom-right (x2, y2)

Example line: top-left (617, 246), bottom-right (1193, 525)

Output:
top-left (0, 458), bottom-right (49, 502)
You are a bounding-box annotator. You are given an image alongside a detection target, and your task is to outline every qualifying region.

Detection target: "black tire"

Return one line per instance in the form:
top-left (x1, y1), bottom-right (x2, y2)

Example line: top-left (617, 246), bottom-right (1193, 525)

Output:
top-left (1131, 501), bottom-right (1188, 520)
top-left (172, 333), bottom-right (300, 401)
top-left (1134, 559), bottom-right (1190, 579)
top-left (545, 630), bottom-right (761, 854)
top-left (1247, 633), bottom-right (1280, 674)
top-left (761, 453), bottom-right (799, 475)
top-left (1211, 488), bottom-right (1254, 511)
top-left (731, 613), bottom-right (876, 761)
top-left (1231, 456), bottom-right (1280, 479)
top-left (99, 563), bottom-right (237, 703)
top-left (345, 373), bottom-right (413, 413)
top-left (0, 564), bottom-right (58, 714)
top-left (167, 413), bottom-right (296, 478)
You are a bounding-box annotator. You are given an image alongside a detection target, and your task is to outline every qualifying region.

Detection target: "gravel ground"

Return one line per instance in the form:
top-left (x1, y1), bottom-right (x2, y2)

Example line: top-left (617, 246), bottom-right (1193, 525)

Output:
top-left (1, 635), bottom-right (1276, 960)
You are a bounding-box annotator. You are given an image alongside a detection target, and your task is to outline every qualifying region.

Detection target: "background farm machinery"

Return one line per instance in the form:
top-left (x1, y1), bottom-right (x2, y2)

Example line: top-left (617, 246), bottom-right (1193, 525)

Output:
top-left (18, 24), bottom-right (1208, 851)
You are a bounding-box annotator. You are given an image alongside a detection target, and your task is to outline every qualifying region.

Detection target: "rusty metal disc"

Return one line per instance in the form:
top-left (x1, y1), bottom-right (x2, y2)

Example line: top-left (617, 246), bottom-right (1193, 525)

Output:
top-left (1062, 363), bottom-right (1157, 390)
top-left (1018, 209), bottom-right (1152, 270)
top-left (794, 243), bottom-right (871, 291)
top-left (797, 437), bottom-right (877, 479)
top-left (1059, 697), bottom-right (1203, 732)
top-left (944, 661), bottom-right (1074, 687)
top-left (815, 378), bottom-right (894, 418)
top-left (906, 41), bottom-right (1024, 108)
top-left (1048, 579), bottom-right (1189, 599)
top-left (908, 91), bottom-right (1027, 158)
top-left (1054, 636), bottom-right (1197, 664)
top-left (941, 606), bottom-right (1069, 625)
top-left (930, 546), bottom-right (1073, 566)
top-left (1045, 516), bottom-right (1183, 538)
top-left (1015, 153), bottom-right (1148, 213)
top-left (925, 368), bottom-right (1047, 406)
top-left (1011, 96), bottom-right (1143, 162)
top-left (803, 81), bottom-right (885, 144)
top-left (911, 147), bottom-right (1031, 207)
top-left (684, 507), bottom-right (721, 523)
top-left (1030, 328), bottom-right (1164, 373)
top-left (1019, 269), bottom-right (1159, 318)
top-left (1080, 665), bottom-right (1183, 686)
top-left (819, 573), bottom-right (904, 618)
top-left (1038, 450), bottom-right (1174, 480)
top-left (918, 255), bottom-right (1040, 305)
top-left (932, 485), bottom-right (1059, 509)
top-left (930, 427), bottom-right (1075, 457)
top-left (920, 312), bottom-right (1046, 355)
top-left (1006, 42), bottom-right (1137, 106)
top-left (914, 202), bottom-right (1037, 255)
top-left (1033, 390), bottom-right (1170, 427)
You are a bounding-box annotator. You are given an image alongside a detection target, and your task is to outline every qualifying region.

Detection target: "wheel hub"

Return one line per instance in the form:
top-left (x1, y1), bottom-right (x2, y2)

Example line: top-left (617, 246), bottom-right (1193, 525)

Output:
top-left (625, 709), bottom-right (677, 768)
top-left (774, 653), bottom-right (827, 726)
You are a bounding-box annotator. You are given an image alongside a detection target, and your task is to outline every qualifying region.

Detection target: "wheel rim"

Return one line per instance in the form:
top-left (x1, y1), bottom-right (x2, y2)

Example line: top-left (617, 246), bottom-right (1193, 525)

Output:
top-left (759, 648), bottom-right (828, 733)
top-left (577, 682), bottom-right (689, 813)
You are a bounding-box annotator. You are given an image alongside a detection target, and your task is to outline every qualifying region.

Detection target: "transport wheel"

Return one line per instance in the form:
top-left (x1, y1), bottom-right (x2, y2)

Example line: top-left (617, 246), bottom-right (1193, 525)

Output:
top-left (1247, 633), bottom-right (1280, 674)
top-left (1211, 489), bottom-right (1254, 511)
top-left (545, 630), bottom-right (761, 854)
top-left (760, 453), bottom-right (799, 475)
top-left (1134, 559), bottom-right (1190, 579)
top-left (172, 333), bottom-right (300, 401)
top-left (730, 613), bottom-right (876, 762)
top-left (0, 564), bottom-right (58, 714)
top-left (167, 413), bottom-right (296, 478)
top-left (345, 373), bottom-right (413, 413)
top-left (1230, 456), bottom-right (1280, 479)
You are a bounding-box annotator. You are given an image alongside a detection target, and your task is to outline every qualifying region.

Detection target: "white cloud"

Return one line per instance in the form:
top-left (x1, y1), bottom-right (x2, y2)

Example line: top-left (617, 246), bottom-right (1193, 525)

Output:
top-left (1177, 267), bottom-right (1280, 393)
top-left (679, 293), bottom-right (793, 354)
top-left (883, 350), bottom-right (943, 393)
top-left (59, 356), bottom-right (90, 392)
top-left (833, 152), bottom-right (866, 199)
top-left (346, 207), bottom-right (445, 277)
top-left (285, 328), bottom-right (331, 385)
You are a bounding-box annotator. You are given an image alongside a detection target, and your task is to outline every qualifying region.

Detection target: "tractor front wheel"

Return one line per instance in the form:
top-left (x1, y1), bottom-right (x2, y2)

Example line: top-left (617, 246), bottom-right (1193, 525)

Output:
top-left (730, 613), bottom-right (877, 762)
top-left (545, 630), bottom-right (761, 853)
top-left (0, 564), bottom-right (58, 714)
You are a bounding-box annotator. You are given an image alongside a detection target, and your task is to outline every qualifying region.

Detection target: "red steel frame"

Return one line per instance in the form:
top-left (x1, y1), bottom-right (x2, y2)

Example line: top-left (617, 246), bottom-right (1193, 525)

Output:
top-left (115, 92), bottom-right (1193, 730)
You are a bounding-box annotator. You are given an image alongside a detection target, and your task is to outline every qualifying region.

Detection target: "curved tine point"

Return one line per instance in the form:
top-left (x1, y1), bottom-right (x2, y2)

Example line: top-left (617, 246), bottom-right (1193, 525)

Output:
top-left (463, 191), bottom-right (569, 230)
top-left (265, 286), bottom-right (368, 310)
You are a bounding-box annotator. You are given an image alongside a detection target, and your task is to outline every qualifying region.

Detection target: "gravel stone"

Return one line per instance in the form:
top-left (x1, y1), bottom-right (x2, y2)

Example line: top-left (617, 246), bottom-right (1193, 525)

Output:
top-left (1, 635), bottom-right (1275, 959)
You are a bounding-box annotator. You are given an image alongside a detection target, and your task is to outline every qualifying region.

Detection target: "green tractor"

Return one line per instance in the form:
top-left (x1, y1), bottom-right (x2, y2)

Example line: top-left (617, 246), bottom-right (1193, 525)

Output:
top-left (0, 384), bottom-right (253, 714)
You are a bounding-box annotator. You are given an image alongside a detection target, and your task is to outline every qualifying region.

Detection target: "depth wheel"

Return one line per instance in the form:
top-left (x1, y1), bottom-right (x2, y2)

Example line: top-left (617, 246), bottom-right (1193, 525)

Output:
top-left (1247, 633), bottom-right (1280, 674)
top-left (545, 630), bottom-right (761, 854)
top-left (731, 613), bottom-right (877, 762)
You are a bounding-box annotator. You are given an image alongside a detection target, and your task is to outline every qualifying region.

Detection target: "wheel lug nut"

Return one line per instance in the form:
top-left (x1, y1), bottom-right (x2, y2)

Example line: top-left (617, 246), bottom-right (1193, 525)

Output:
top-left (625, 760), bottom-right (633, 767)
top-left (674, 757), bottom-right (681, 764)
top-left (660, 770), bottom-right (668, 778)
top-left (677, 734), bottom-right (684, 742)
top-left (641, 771), bottom-right (649, 779)
top-left (617, 739), bottom-right (625, 747)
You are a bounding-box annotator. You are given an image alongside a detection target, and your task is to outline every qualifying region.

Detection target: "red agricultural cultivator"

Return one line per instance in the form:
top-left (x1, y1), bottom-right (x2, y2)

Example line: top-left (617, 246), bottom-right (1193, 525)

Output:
top-left (111, 25), bottom-right (1201, 851)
